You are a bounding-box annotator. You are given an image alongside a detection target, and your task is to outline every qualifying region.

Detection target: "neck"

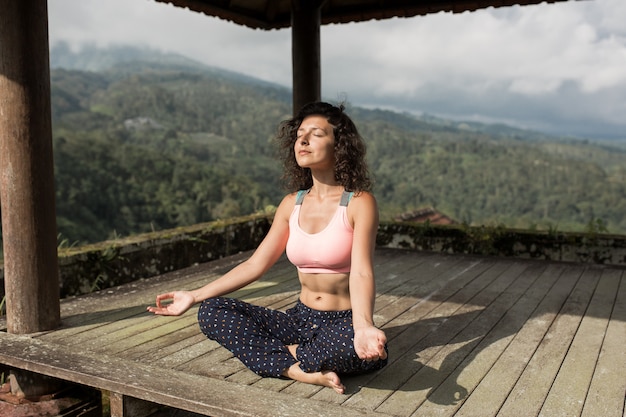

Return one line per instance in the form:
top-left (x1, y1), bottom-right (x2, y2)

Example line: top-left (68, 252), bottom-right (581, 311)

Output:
top-left (306, 167), bottom-right (343, 197)
top-left (310, 184), bottom-right (342, 194)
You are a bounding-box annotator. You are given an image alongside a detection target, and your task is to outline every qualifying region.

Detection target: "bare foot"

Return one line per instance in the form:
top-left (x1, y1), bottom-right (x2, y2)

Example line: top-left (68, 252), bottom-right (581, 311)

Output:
top-left (283, 344), bottom-right (346, 394)
top-left (319, 370), bottom-right (346, 394)
top-left (282, 364), bottom-right (346, 394)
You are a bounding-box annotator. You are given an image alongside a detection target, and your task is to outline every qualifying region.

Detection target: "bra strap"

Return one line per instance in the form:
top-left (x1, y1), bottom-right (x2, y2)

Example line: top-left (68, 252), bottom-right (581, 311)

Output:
top-left (295, 189), bottom-right (309, 205)
top-left (297, 189), bottom-right (353, 206)
top-left (340, 191), bottom-right (354, 206)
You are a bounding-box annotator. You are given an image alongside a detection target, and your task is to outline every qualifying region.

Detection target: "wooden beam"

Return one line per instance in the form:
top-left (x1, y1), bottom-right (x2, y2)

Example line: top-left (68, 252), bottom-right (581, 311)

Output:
top-left (291, 0), bottom-right (322, 114)
top-left (0, 0), bottom-right (60, 333)
top-left (0, 332), bottom-right (390, 417)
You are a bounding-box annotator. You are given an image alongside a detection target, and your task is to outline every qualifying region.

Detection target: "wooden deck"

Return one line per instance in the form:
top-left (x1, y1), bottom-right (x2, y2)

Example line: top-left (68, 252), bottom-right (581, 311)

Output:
top-left (1, 248), bottom-right (625, 417)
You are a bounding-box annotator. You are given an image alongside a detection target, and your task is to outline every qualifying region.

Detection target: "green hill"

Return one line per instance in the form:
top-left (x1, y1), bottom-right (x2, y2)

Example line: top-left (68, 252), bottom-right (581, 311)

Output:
top-left (7, 45), bottom-right (626, 247)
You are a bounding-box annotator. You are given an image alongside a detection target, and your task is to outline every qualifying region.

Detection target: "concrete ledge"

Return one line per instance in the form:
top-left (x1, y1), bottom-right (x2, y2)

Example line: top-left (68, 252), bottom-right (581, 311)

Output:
top-left (377, 222), bottom-right (626, 268)
top-left (1, 214), bottom-right (272, 300)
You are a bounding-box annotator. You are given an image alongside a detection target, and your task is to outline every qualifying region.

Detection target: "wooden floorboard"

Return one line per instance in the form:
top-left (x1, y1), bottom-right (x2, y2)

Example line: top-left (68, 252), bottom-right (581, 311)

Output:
top-left (453, 264), bottom-right (584, 417)
top-left (580, 269), bottom-right (626, 417)
top-left (496, 267), bottom-right (604, 417)
top-left (2, 248), bottom-right (624, 417)
top-left (538, 268), bottom-right (621, 417)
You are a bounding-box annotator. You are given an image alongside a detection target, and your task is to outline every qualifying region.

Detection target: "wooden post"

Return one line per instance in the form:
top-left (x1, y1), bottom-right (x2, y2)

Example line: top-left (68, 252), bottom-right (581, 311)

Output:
top-left (291, 0), bottom-right (322, 114)
top-left (109, 392), bottom-right (162, 417)
top-left (0, 0), bottom-right (60, 333)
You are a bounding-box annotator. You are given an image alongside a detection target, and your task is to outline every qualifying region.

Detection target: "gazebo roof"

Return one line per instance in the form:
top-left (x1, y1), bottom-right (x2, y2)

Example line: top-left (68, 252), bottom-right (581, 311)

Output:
top-left (155, 0), bottom-right (577, 30)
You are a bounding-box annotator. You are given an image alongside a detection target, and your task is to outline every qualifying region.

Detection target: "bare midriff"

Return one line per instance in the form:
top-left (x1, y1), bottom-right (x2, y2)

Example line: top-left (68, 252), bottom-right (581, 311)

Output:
top-left (298, 272), bottom-right (351, 311)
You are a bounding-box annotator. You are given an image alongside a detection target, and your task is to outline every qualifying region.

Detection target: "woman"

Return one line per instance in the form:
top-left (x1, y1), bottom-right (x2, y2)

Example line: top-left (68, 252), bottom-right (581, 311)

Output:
top-left (148, 102), bottom-right (388, 394)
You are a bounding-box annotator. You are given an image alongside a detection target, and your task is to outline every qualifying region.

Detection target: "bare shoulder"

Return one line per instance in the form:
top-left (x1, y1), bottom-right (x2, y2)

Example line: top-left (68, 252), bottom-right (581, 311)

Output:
top-left (273, 192), bottom-right (298, 220)
top-left (347, 191), bottom-right (379, 227)
top-left (350, 191), bottom-right (378, 209)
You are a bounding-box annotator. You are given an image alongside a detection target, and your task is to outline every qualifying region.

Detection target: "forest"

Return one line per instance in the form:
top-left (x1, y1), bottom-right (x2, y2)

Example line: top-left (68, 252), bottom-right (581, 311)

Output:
top-left (2, 45), bottom-right (626, 250)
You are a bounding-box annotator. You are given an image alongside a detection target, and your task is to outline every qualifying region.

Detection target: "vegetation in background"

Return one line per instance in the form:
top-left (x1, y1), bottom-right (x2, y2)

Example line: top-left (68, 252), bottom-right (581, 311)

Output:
top-left (1, 45), bottom-right (625, 249)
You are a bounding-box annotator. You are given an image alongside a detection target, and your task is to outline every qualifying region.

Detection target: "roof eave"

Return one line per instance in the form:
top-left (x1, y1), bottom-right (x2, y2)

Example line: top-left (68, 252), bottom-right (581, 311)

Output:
top-left (154, 0), bottom-right (578, 30)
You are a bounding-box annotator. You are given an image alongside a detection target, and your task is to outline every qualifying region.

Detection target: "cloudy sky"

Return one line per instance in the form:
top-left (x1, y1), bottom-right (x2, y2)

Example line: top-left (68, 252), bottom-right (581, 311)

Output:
top-left (48, 0), bottom-right (626, 141)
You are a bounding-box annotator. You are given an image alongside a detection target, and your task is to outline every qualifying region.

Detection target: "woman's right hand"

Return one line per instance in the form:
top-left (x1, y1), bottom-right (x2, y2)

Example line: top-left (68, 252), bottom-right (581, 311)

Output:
top-left (147, 291), bottom-right (196, 316)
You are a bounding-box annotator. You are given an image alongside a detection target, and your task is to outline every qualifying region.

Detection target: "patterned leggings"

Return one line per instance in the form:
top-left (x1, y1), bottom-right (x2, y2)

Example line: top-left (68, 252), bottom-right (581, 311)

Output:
top-left (197, 297), bottom-right (388, 378)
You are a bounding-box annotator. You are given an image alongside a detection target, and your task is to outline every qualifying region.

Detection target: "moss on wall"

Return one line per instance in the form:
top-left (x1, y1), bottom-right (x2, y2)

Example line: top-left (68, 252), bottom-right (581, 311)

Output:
top-left (52, 214), bottom-right (272, 298)
top-left (377, 222), bottom-right (626, 266)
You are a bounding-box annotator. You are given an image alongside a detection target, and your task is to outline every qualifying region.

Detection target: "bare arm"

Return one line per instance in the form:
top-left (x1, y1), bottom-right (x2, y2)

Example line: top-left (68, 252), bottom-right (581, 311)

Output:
top-left (147, 194), bottom-right (294, 316)
top-left (348, 192), bottom-right (388, 361)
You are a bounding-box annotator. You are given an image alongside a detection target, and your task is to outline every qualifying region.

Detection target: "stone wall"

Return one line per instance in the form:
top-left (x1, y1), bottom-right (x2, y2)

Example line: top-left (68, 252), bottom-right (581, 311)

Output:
top-left (1, 214), bottom-right (272, 300)
top-left (377, 222), bottom-right (626, 266)
top-left (1, 217), bottom-right (625, 303)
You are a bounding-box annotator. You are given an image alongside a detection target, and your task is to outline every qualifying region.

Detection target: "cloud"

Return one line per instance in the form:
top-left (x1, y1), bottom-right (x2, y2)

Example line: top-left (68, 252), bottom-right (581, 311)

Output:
top-left (48, 0), bottom-right (293, 82)
top-left (321, 0), bottom-right (626, 139)
top-left (47, 0), bottom-right (626, 140)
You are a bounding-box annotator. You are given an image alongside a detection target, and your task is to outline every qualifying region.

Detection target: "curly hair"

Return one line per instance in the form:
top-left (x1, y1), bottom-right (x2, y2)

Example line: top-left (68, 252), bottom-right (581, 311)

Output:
top-left (276, 102), bottom-right (372, 193)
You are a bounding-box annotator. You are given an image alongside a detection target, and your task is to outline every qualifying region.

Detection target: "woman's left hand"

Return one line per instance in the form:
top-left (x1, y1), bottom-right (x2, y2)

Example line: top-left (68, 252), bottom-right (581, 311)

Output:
top-left (354, 325), bottom-right (388, 361)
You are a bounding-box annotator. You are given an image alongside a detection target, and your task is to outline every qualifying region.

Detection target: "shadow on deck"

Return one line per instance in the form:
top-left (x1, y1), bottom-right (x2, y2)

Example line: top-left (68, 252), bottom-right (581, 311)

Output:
top-left (1, 248), bottom-right (625, 417)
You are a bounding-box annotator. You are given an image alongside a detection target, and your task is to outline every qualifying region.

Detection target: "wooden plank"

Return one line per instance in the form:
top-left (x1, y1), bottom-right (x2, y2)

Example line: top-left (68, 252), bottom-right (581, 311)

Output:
top-left (57, 251), bottom-right (253, 319)
top-left (410, 263), bottom-right (564, 417)
top-left (375, 261), bottom-right (550, 416)
top-left (412, 266), bottom-right (561, 417)
top-left (42, 258), bottom-right (296, 354)
top-left (120, 323), bottom-right (207, 361)
top-left (317, 259), bottom-right (522, 410)
top-left (94, 315), bottom-right (200, 356)
top-left (312, 256), bottom-right (503, 407)
top-left (366, 261), bottom-right (536, 415)
top-left (341, 261), bottom-right (527, 411)
top-left (175, 347), bottom-right (247, 379)
top-left (47, 311), bottom-right (167, 348)
top-left (121, 254), bottom-right (298, 370)
top-left (37, 264), bottom-right (224, 342)
top-left (581, 269), bottom-right (626, 417)
top-left (376, 256), bottom-right (497, 336)
top-left (418, 263), bottom-right (581, 417)
top-left (539, 267), bottom-right (622, 417)
top-left (128, 331), bottom-right (210, 363)
top-left (453, 265), bottom-right (584, 417)
top-left (92, 272), bottom-right (299, 357)
top-left (496, 267), bottom-right (603, 417)
top-left (152, 337), bottom-right (221, 369)
top-left (4, 250), bottom-right (620, 417)
top-left (40, 305), bottom-right (151, 341)
top-left (41, 251), bottom-right (281, 342)
top-left (0, 333), bottom-right (394, 417)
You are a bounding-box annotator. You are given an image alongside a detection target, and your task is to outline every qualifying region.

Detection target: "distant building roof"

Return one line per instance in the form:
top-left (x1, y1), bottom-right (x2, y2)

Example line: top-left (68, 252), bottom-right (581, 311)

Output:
top-left (395, 207), bottom-right (457, 225)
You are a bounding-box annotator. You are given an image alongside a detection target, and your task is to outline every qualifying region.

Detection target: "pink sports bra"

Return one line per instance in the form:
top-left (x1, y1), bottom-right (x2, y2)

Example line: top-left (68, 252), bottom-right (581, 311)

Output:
top-left (286, 189), bottom-right (354, 274)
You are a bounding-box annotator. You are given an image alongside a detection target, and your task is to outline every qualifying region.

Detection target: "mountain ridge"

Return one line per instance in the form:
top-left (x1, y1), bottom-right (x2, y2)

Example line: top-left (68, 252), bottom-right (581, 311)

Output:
top-left (51, 43), bottom-right (614, 144)
top-left (30, 44), bottom-right (626, 245)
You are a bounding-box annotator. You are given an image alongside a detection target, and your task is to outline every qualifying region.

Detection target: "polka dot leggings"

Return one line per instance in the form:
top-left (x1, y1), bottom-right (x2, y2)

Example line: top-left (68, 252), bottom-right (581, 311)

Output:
top-left (197, 297), bottom-right (388, 378)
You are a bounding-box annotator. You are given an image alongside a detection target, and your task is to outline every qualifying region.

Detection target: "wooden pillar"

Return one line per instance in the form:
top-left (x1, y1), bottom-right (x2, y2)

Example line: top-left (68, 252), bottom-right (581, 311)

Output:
top-left (291, 0), bottom-right (322, 114)
top-left (110, 392), bottom-right (162, 417)
top-left (0, 0), bottom-right (60, 333)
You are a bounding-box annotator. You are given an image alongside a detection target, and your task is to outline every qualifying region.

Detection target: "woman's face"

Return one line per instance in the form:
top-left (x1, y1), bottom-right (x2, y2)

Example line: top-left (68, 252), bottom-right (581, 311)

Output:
top-left (294, 115), bottom-right (335, 170)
